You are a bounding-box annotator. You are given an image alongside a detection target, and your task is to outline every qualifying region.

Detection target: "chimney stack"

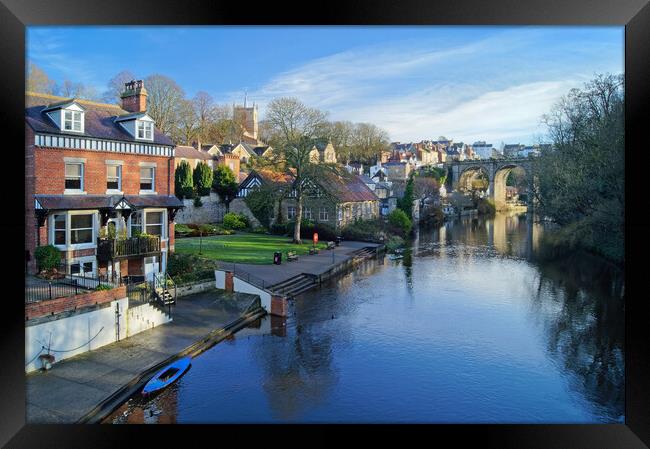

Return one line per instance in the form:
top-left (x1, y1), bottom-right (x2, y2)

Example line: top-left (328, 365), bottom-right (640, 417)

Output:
top-left (120, 79), bottom-right (147, 113)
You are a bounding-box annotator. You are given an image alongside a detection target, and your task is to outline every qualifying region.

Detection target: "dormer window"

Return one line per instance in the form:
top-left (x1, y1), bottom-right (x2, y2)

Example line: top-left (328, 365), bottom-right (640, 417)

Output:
top-left (64, 110), bottom-right (83, 132)
top-left (137, 120), bottom-right (153, 140)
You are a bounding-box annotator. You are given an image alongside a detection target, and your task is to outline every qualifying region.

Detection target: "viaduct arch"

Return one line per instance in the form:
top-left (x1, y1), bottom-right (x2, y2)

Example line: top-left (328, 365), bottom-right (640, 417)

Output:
top-left (446, 158), bottom-right (535, 211)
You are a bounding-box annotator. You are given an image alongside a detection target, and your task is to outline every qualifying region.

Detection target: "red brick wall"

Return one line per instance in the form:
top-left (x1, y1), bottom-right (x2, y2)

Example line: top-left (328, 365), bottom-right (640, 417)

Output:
top-left (26, 127), bottom-right (37, 272)
top-left (129, 258), bottom-right (143, 276)
top-left (271, 295), bottom-right (288, 317)
top-left (225, 272), bottom-right (234, 292)
top-left (25, 285), bottom-right (127, 320)
top-left (34, 147), bottom-right (173, 196)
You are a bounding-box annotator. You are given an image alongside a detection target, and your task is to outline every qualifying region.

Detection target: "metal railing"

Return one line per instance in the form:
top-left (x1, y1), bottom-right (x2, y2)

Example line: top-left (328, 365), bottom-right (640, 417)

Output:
top-left (25, 269), bottom-right (119, 304)
top-left (97, 236), bottom-right (161, 261)
top-left (218, 262), bottom-right (267, 290)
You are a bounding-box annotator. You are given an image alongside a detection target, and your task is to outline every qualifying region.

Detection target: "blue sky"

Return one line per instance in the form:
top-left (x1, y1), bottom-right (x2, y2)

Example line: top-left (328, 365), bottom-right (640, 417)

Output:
top-left (27, 26), bottom-right (623, 144)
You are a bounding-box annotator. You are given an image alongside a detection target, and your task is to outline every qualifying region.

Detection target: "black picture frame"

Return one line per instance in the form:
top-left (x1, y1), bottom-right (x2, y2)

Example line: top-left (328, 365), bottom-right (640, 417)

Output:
top-left (1, 0), bottom-right (648, 447)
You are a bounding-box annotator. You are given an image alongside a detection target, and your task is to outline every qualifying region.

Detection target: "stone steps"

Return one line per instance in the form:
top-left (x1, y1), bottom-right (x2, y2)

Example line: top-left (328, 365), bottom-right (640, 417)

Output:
top-left (268, 274), bottom-right (317, 297)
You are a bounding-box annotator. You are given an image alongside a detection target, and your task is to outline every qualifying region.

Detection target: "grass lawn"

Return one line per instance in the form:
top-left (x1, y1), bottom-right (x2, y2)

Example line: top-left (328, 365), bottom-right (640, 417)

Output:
top-left (175, 233), bottom-right (328, 264)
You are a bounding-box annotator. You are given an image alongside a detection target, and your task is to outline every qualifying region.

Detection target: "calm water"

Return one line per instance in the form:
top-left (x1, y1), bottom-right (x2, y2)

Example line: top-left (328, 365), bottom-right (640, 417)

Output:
top-left (109, 212), bottom-right (625, 424)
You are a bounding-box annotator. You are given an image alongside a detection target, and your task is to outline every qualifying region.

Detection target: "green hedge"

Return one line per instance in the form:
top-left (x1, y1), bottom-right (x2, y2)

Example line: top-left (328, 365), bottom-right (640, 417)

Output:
top-left (34, 245), bottom-right (60, 272)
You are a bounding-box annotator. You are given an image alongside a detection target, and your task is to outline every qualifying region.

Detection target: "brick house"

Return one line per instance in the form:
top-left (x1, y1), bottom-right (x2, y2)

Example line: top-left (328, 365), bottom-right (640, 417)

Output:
top-left (25, 80), bottom-right (183, 280)
top-left (237, 168), bottom-right (379, 230)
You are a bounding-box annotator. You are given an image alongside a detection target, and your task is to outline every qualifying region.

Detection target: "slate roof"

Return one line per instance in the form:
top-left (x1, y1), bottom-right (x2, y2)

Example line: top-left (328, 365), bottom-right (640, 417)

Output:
top-left (317, 171), bottom-right (378, 203)
top-left (25, 92), bottom-right (174, 146)
top-left (252, 145), bottom-right (270, 156)
top-left (175, 145), bottom-right (214, 160)
top-left (34, 194), bottom-right (183, 211)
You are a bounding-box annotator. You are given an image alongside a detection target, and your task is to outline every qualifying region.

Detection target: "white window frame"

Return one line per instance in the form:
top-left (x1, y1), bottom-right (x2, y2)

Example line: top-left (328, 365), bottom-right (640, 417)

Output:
top-left (64, 161), bottom-right (85, 194)
top-left (287, 206), bottom-right (296, 220)
top-left (68, 256), bottom-right (96, 277)
top-left (129, 209), bottom-right (167, 240)
top-left (319, 207), bottom-right (329, 221)
top-left (49, 210), bottom-right (98, 251)
top-left (139, 166), bottom-right (156, 194)
top-left (106, 163), bottom-right (123, 194)
top-left (303, 207), bottom-right (312, 220)
top-left (136, 120), bottom-right (154, 141)
top-left (62, 109), bottom-right (84, 133)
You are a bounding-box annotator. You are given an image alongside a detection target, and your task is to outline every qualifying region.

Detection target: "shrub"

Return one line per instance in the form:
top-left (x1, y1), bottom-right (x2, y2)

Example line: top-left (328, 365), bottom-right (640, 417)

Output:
top-left (175, 223), bottom-right (193, 235)
top-left (223, 212), bottom-right (247, 230)
top-left (385, 235), bottom-right (405, 251)
top-left (388, 209), bottom-right (412, 235)
top-left (34, 245), bottom-right (60, 272)
top-left (476, 198), bottom-right (496, 216)
top-left (284, 220), bottom-right (338, 241)
top-left (95, 284), bottom-right (113, 291)
top-left (269, 223), bottom-right (287, 235)
top-left (251, 226), bottom-right (268, 234)
top-left (193, 196), bottom-right (203, 208)
top-left (167, 253), bottom-right (216, 285)
top-left (341, 219), bottom-right (383, 242)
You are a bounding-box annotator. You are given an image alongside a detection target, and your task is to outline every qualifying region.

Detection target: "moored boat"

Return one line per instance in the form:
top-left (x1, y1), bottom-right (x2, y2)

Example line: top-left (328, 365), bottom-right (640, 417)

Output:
top-left (142, 357), bottom-right (192, 396)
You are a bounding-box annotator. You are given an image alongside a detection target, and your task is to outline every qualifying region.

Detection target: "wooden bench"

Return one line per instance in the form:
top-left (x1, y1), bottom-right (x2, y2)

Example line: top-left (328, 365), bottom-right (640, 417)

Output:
top-left (326, 241), bottom-right (336, 250)
top-left (287, 251), bottom-right (298, 262)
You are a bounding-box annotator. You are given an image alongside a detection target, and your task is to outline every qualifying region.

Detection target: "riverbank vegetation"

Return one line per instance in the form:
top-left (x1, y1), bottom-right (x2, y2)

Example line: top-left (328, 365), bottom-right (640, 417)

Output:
top-left (533, 74), bottom-right (624, 264)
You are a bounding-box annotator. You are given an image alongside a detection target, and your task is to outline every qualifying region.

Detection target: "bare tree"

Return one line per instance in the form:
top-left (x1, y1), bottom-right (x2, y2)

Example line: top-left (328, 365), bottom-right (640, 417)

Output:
top-left (192, 91), bottom-right (217, 143)
top-left (323, 121), bottom-right (355, 163)
top-left (26, 62), bottom-right (56, 94)
top-left (266, 97), bottom-right (331, 243)
top-left (144, 74), bottom-right (185, 136)
top-left (174, 99), bottom-right (199, 145)
top-left (103, 70), bottom-right (136, 104)
top-left (351, 122), bottom-right (390, 164)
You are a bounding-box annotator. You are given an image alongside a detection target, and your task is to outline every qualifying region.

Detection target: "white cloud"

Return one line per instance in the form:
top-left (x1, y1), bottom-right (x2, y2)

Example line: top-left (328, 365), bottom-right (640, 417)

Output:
top-left (239, 28), bottom-right (621, 144)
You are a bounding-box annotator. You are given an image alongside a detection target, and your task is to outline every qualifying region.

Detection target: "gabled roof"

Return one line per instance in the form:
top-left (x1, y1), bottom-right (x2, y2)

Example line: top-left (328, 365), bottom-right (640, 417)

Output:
top-left (175, 145), bottom-right (214, 160)
top-left (25, 92), bottom-right (173, 146)
top-left (41, 99), bottom-right (86, 112)
top-left (252, 145), bottom-right (270, 156)
top-left (316, 170), bottom-right (378, 203)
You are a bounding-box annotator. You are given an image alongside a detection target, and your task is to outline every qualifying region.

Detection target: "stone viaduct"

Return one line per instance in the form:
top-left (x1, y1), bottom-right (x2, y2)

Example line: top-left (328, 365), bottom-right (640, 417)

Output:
top-left (445, 157), bottom-right (535, 210)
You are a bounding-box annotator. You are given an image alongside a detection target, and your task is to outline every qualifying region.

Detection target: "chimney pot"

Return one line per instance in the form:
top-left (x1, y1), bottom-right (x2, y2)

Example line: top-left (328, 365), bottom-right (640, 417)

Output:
top-left (120, 79), bottom-right (147, 113)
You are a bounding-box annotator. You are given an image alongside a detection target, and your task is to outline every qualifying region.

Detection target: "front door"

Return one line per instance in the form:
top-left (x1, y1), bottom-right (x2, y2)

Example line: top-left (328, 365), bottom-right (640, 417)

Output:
top-left (144, 256), bottom-right (159, 282)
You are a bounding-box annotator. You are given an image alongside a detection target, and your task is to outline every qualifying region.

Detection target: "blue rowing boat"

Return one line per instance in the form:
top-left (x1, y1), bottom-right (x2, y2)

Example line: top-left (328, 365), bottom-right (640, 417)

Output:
top-left (142, 357), bottom-right (192, 396)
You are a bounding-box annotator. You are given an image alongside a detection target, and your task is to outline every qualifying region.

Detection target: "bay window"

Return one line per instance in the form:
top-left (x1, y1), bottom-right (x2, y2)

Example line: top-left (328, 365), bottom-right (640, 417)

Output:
top-left (130, 212), bottom-right (143, 236)
top-left (54, 214), bottom-right (66, 244)
top-left (145, 211), bottom-right (163, 236)
top-left (70, 214), bottom-right (93, 244)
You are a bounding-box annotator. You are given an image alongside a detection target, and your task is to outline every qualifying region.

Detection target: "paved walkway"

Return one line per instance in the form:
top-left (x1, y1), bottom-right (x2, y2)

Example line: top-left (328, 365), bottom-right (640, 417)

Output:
top-left (26, 289), bottom-right (258, 423)
top-left (218, 240), bottom-right (381, 287)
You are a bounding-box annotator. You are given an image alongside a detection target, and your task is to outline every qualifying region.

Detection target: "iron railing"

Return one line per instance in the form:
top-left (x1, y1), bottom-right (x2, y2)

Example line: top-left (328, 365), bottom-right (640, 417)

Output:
top-left (218, 262), bottom-right (267, 290)
top-left (25, 269), bottom-right (119, 304)
top-left (97, 236), bottom-right (161, 261)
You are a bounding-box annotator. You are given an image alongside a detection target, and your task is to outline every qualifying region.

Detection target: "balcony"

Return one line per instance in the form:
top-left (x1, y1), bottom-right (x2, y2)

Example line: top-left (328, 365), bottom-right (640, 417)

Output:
top-left (97, 236), bottom-right (161, 261)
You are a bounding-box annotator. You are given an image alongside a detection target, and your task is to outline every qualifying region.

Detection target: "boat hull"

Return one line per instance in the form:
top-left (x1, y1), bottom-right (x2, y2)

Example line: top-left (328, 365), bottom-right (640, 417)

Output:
top-left (142, 357), bottom-right (192, 396)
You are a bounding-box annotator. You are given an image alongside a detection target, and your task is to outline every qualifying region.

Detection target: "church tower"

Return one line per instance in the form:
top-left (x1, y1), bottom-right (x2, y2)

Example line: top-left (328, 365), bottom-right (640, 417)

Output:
top-left (233, 96), bottom-right (258, 142)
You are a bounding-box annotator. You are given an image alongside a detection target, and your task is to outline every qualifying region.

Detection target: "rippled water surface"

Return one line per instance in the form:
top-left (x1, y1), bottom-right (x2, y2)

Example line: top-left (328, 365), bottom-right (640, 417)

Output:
top-left (109, 212), bottom-right (624, 423)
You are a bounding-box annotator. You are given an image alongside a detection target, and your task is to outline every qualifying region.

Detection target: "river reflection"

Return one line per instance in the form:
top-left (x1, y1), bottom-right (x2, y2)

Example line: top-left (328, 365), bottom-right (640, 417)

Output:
top-left (108, 212), bottom-right (624, 424)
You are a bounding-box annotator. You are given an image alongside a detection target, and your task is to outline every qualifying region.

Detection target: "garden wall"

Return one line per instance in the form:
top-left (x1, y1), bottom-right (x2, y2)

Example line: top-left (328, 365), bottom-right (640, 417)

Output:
top-left (228, 198), bottom-right (261, 227)
top-left (175, 192), bottom-right (227, 224)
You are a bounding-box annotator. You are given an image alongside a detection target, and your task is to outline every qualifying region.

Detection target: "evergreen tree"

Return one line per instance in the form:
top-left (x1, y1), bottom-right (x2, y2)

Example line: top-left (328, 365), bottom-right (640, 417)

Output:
top-left (193, 162), bottom-right (213, 196)
top-left (212, 165), bottom-right (239, 212)
top-left (398, 174), bottom-right (415, 219)
top-left (175, 160), bottom-right (194, 199)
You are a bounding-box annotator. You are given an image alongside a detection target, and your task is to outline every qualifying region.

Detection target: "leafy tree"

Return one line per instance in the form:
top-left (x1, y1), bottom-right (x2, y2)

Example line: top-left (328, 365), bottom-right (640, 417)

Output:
top-left (534, 73), bottom-right (624, 263)
top-left (388, 209), bottom-right (412, 235)
top-left (193, 162), bottom-right (213, 196)
top-left (212, 165), bottom-right (239, 212)
top-left (174, 160), bottom-right (194, 199)
top-left (244, 187), bottom-right (277, 228)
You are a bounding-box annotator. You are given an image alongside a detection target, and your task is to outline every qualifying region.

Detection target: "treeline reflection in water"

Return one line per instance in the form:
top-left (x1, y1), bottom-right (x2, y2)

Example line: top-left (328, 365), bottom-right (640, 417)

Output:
top-left (107, 212), bottom-right (624, 423)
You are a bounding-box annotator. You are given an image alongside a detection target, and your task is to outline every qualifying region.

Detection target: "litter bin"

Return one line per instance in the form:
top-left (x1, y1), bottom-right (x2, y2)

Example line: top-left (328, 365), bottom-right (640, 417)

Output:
top-left (273, 251), bottom-right (282, 265)
top-left (335, 236), bottom-right (341, 246)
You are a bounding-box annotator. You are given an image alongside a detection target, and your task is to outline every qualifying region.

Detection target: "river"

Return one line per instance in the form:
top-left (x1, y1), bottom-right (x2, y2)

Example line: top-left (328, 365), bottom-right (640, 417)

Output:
top-left (108, 212), bottom-right (625, 424)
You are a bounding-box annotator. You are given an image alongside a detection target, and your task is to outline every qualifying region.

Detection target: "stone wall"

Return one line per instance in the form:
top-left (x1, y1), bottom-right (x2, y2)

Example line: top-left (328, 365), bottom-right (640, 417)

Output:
top-left (175, 192), bottom-right (227, 224)
top-left (229, 198), bottom-right (261, 227)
